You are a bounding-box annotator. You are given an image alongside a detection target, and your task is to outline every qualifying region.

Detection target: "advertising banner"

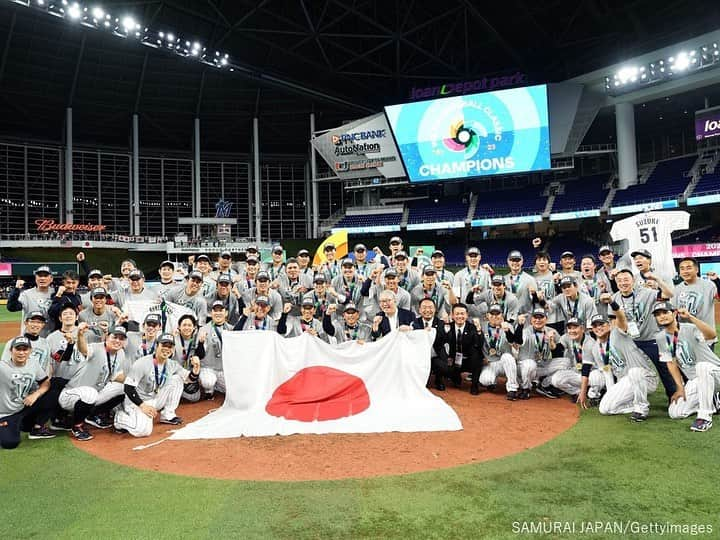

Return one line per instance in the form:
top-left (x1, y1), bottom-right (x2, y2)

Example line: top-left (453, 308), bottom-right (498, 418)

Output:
top-left (311, 113), bottom-right (406, 180)
top-left (695, 106), bottom-right (720, 141)
top-left (672, 243), bottom-right (720, 258)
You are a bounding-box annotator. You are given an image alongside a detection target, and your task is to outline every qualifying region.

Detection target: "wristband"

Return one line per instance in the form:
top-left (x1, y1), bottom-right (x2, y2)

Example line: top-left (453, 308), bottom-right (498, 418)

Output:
top-left (189, 371), bottom-right (199, 381)
top-left (610, 301), bottom-right (621, 311)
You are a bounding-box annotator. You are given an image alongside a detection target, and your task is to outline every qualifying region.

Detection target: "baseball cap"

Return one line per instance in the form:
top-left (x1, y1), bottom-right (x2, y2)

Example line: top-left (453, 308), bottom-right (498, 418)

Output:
top-left (245, 255), bottom-right (259, 264)
top-left (157, 333), bottom-right (175, 345)
top-left (246, 245), bottom-right (259, 252)
top-left (560, 251), bottom-right (575, 258)
top-left (189, 270), bottom-right (203, 281)
top-left (466, 247), bottom-right (480, 256)
top-left (531, 307), bottom-right (547, 318)
top-left (652, 301), bottom-right (675, 314)
top-left (394, 251), bottom-right (408, 260)
top-left (313, 274), bottom-right (326, 283)
top-left (631, 249), bottom-right (652, 259)
top-left (109, 326), bottom-right (127, 337)
top-left (431, 250), bottom-right (445, 258)
top-left (10, 336), bottom-right (31, 349)
top-left (217, 273), bottom-right (232, 284)
top-left (323, 243), bottom-right (336, 252)
top-left (88, 269), bottom-right (103, 278)
top-left (566, 317), bottom-right (582, 327)
top-left (255, 295), bottom-right (270, 305)
top-left (508, 250), bottom-right (523, 260)
top-left (220, 251), bottom-right (232, 259)
top-left (341, 258), bottom-right (355, 267)
top-left (144, 313), bottom-right (161, 325)
top-left (423, 267), bottom-right (436, 275)
top-left (211, 300), bottom-right (226, 310)
top-left (384, 268), bottom-right (398, 278)
top-left (301, 297), bottom-right (315, 307)
top-left (389, 236), bottom-right (402, 244)
top-left (91, 287), bottom-right (108, 298)
top-left (487, 304), bottom-right (503, 314)
top-left (256, 271), bottom-right (270, 281)
top-left (343, 302), bottom-right (359, 313)
top-left (297, 249), bottom-right (310, 257)
top-left (491, 275), bottom-right (504, 285)
top-left (598, 245), bottom-right (613, 255)
top-left (590, 314), bottom-right (609, 325)
top-left (196, 254), bottom-right (211, 262)
top-left (559, 276), bottom-right (576, 287)
top-left (129, 269), bottom-right (144, 280)
top-left (34, 265), bottom-right (52, 275)
top-left (354, 243), bottom-right (366, 252)
top-left (159, 260), bottom-right (175, 269)
top-left (272, 245), bottom-right (284, 254)
top-left (25, 311), bottom-right (46, 322)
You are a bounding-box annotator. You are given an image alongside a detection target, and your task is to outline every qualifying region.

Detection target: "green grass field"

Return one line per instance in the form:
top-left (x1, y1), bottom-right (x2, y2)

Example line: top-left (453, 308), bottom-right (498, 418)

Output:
top-left (0, 312), bottom-right (718, 539)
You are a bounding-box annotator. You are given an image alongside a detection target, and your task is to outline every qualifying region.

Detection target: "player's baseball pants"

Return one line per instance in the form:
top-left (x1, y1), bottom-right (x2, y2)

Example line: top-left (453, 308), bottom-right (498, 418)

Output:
top-left (668, 362), bottom-right (720, 421)
top-left (479, 353), bottom-right (519, 392)
top-left (599, 367), bottom-right (657, 416)
top-left (519, 357), bottom-right (570, 389)
top-left (551, 369), bottom-right (605, 398)
top-left (114, 375), bottom-right (183, 437)
top-left (58, 382), bottom-right (125, 411)
top-left (182, 368), bottom-right (225, 401)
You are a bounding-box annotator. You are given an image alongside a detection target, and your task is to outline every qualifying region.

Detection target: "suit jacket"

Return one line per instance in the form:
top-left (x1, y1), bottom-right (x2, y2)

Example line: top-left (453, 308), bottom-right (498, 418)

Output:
top-left (371, 308), bottom-right (415, 339)
top-left (443, 321), bottom-right (482, 369)
top-left (412, 316), bottom-right (448, 362)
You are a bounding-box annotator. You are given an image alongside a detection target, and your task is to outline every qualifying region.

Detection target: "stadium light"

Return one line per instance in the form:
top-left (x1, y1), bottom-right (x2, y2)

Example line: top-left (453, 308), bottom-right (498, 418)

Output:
top-left (605, 41), bottom-right (720, 95)
top-left (7, 0), bottom-right (234, 70)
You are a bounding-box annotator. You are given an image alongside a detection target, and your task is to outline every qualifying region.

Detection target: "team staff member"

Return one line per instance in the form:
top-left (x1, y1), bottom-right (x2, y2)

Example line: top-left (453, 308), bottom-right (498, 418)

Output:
top-left (653, 303), bottom-right (720, 432)
top-left (477, 304), bottom-right (519, 399)
top-left (7, 265), bottom-right (55, 337)
top-left (370, 290), bottom-right (414, 340)
top-left (411, 298), bottom-right (450, 390)
top-left (114, 333), bottom-right (200, 437)
top-left (323, 303), bottom-right (372, 344)
top-left (0, 336), bottom-right (54, 448)
top-left (444, 303), bottom-right (482, 395)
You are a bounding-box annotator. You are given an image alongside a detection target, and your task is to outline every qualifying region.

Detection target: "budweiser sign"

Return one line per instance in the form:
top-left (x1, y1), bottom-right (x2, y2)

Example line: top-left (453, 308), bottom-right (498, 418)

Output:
top-left (35, 219), bottom-right (107, 233)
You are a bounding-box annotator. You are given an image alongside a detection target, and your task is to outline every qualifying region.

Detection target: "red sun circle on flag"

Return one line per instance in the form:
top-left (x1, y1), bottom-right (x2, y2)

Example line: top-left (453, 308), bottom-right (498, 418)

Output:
top-left (265, 366), bottom-right (370, 422)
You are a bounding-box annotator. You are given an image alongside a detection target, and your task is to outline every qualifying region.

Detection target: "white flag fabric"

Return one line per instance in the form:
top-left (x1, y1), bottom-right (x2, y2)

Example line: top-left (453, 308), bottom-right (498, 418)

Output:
top-left (171, 329), bottom-right (462, 439)
top-left (125, 300), bottom-right (195, 332)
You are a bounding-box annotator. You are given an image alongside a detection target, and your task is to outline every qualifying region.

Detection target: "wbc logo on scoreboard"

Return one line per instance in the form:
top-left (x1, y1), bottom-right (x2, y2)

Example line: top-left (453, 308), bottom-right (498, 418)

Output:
top-left (215, 198), bottom-right (233, 218)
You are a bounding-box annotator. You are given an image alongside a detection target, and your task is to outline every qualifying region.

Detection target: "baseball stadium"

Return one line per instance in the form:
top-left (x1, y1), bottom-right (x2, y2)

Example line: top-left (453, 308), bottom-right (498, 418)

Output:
top-left (1, 2), bottom-right (720, 539)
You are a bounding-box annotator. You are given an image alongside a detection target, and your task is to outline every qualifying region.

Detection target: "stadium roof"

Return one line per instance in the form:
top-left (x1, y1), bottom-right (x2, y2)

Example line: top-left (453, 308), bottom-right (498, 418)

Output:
top-left (0, 0), bottom-right (718, 154)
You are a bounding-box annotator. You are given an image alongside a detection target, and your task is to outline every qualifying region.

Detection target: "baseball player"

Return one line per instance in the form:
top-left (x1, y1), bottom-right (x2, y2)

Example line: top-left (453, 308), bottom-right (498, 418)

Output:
top-left (322, 302), bottom-right (372, 344)
top-left (164, 271), bottom-right (209, 324)
top-left (453, 247), bottom-right (491, 320)
top-left (195, 301), bottom-right (234, 399)
top-left (264, 245), bottom-right (286, 282)
top-left (278, 298), bottom-right (327, 340)
top-left (629, 249), bottom-right (675, 297)
top-left (674, 257), bottom-right (717, 344)
top-left (429, 250), bottom-right (454, 286)
top-left (410, 267), bottom-right (452, 318)
top-left (1, 312), bottom-right (51, 376)
top-left (531, 251), bottom-right (561, 331)
top-left (126, 313), bottom-right (163, 362)
top-left (154, 260), bottom-right (178, 298)
top-left (7, 265), bottom-right (55, 337)
top-left (78, 287), bottom-right (121, 344)
top-left (579, 255), bottom-right (607, 317)
top-left (301, 274), bottom-right (337, 320)
top-left (504, 250), bottom-right (538, 317)
top-left (392, 252), bottom-right (420, 293)
top-left (79, 269), bottom-right (107, 309)
top-left (476, 275), bottom-right (519, 325)
top-left (477, 303), bottom-right (520, 400)
top-left (0, 336), bottom-right (54, 448)
top-left (236, 255), bottom-right (261, 292)
top-left (277, 258), bottom-right (313, 315)
top-left (296, 249), bottom-right (314, 279)
top-left (653, 302), bottom-right (720, 432)
top-left (514, 308), bottom-right (563, 399)
top-left (209, 251), bottom-right (239, 282)
top-left (205, 273), bottom-right (242, 326)
top-left (351, 244), bottom-right (376, 279)
top-left (330, 259), bottom-right (365, 315)
top-left (319, 243), bottom-right (340, 281)
top-left (190, 254), bottom-right (217, 297)
top-left (596, 245), bottom-right (618, 294)
top-left (544, 276), bottom-right (597, 330)
top-left (242, 271), bottom-right (283, 320)
top-left (233, 295), bottom-right (279, 331)
top-left (114, 333), bottom-right (200, 437)
top-left (361, 267), bottom-right (411, 316)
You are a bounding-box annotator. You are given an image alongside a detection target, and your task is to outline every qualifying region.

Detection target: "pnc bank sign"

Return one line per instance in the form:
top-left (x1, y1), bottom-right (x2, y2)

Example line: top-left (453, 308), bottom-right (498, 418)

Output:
top-left (409, 72), bottom-right (527, 100)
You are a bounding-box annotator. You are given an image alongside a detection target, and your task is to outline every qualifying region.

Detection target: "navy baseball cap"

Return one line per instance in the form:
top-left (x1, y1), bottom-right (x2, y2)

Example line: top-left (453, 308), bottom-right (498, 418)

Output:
top-left (353, 244), bottom-right (366, 252)
top-left (34, 265), bottom-right (52, 275)
top-left (466, 247), bottom-right (480, 256)
top-left (598, 245), bottom-right (613, 254)
top-left (129, 269), bottom-right (144, 280)
top-left (159, 260), bottom-right (175, 269)
top-left (394, 251), bottom-right (408, 260)
top-left (144, 313), bottom-right (161, 325)
top-left (508, 250), bottom-right (523, 260)
top-left (255, 295), bottom-right (270, 305)
top-left (25, 311), bottom-right (46, 322)
top-left (343, 302), bottom-right (358, 313)
top-left (560, 276), bottom-right (576, 287)
top-left (211, 300), bottom-right (226, 310)
top-left (10, 336), bottom-right (31, 349)
top-left (631, 249), bottom-right (652, 259)
top-left (297, 249), bottom-right (310, 257)
top-left (301, 297), bottom-right (315, 307)
top-left (384, 268), bottom-right (398, 278)
top-left (256, 271), bottom-right (270, 281)
top-left (217, 273), bottom-right (232, 284)
top-left (652, 301), bottom-right (675, 314)
top-left (566, 317), bottom-right (582, 327)
top-left (487, 304), bottom-right (503, 314)
top-left (157, 333), bottom-right (175, 345)
top-left (431, 250), bottom-right (445, 258)
top-left (109, 326), bottom-right (127, 337)
top-left (196, 254), bottom-right (211, 262)
top-left (91, 287), bottom-right (108, 298)
top-left (491, 275), bottom-right (504, 285)
top-left (560, 251), bottom-right (575, 259)
top-left (272, 245), bottom-right (284, 254)
top-left (341, 258), bottom-right (355, 267)
top-left (313, 274), bottom-right (326, 283)
top-left (389, 236), bottom-right (402, 244)
top-left (423, 267), bottom-right (436, 275)
top-left (88, 269), bottom-right (103, 278)
top-left (189, 270), bottom-right (203, 281)
top-left (246, 245), bottom-right (259, 252)
top-left (531, 308), bottom-right (547, 318)
top-left (590, 314), bottom-right (609, 325)
top-left (220, 251), bottom-right (232, 258)
top-left (323, 243), bottom-right (336, 252)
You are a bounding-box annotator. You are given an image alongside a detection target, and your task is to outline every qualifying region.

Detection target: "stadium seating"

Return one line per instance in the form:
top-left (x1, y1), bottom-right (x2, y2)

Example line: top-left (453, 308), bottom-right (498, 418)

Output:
top-left (692, 170), bottom-right (720, 197)
top-left (333, 213), bottom-right (402, 229)
top-left (473, 185), bottom-right (548, 219)
top-left (407, 198), bottom-right (469, 225)
top-left (551, 174), bottom-right (610, 213)
top-left (612, 155), bottom-right (696, 206)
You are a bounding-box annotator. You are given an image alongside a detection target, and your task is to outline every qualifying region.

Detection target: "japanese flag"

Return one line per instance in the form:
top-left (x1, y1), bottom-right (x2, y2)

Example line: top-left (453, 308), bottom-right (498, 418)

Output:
top-left (171, 330), bottom-right (462, 439)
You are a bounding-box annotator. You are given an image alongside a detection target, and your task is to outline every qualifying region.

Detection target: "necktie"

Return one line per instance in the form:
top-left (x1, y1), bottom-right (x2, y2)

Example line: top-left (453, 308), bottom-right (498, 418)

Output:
top-left (425, 320), bottom-right (429, 329)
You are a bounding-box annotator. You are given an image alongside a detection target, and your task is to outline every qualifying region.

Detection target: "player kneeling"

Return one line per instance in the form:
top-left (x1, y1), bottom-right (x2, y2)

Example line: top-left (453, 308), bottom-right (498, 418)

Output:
top-left (653, 303), bottom-right (720, 432)
top-left (554, 317), bottom-right (607, 405)
top-left (114, 333), bottom-right (200, 437)
top-left (194, 301), bottom-right (234, 400)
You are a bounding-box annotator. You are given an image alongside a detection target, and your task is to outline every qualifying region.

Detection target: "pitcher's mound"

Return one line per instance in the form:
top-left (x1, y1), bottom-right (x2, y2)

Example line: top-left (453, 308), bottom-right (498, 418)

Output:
top-left (73, 386), bottom-right (578, 481)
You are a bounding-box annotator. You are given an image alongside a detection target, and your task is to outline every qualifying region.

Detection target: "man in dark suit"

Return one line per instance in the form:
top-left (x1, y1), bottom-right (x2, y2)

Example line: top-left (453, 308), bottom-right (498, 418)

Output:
top-left (442, 303), bottom-right (483, 395)
top-left (370, 290), bottom-right (415, 340)
top-left (412, 298), bottom-right (450, 390)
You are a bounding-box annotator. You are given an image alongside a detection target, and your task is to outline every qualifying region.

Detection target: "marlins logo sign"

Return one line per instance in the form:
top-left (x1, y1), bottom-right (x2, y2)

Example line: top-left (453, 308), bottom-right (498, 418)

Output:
top-left (215, 199), bottom-right (233, 218)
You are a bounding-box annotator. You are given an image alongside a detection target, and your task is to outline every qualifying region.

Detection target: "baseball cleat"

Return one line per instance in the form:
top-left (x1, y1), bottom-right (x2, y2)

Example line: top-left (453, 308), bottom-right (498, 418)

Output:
top-left (588, 397), bottom-right (601, 407)
top-left (535, 385), bottom-right (559, 399)
top-left (50, 417), bottom-right (72, 431)
top-left (690, 418), bottom-right (713, 432)
top-left (85, 415), bottom-right (112, 429)
top-left (470, 385), bottom-right (480, 396)
top-left (28, 426), bottom-right (56, 440)
top-left (71, 427), bottom-right (94, 441)
top-left (160, 416), bottom-right (183, 425)
top-left (506, 391), bottom-right (518, 401)
top-left (629, 412), bottom-right (648, 423)
top-left (518, 389), bottom-right (530, 400)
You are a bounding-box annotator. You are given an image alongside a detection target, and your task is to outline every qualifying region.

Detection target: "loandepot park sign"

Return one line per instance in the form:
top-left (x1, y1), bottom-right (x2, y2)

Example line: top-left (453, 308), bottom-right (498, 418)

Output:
top-left (408, 72), bottom-right (528, 100)
top-left (311, 113), bottom-right (406, 180)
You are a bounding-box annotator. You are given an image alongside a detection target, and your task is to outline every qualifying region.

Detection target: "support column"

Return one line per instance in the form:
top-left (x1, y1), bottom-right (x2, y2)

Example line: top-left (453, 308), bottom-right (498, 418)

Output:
top-left (23, 145), bottom-right (28, 235)
top-left (132, 114), bottom-right (140, 235)
top-left (253, 117), bottom-right (261, 244)
top-left (65, 107), bottom-right (73, 224)
top-left (194, 117), bottom-right (201, 239)
top-left (310, 113), bottom-right (319, 239)
top-left (247, 161), bottom-right (254, 239)
top-left (615, 102), bottom-right (637, 190)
